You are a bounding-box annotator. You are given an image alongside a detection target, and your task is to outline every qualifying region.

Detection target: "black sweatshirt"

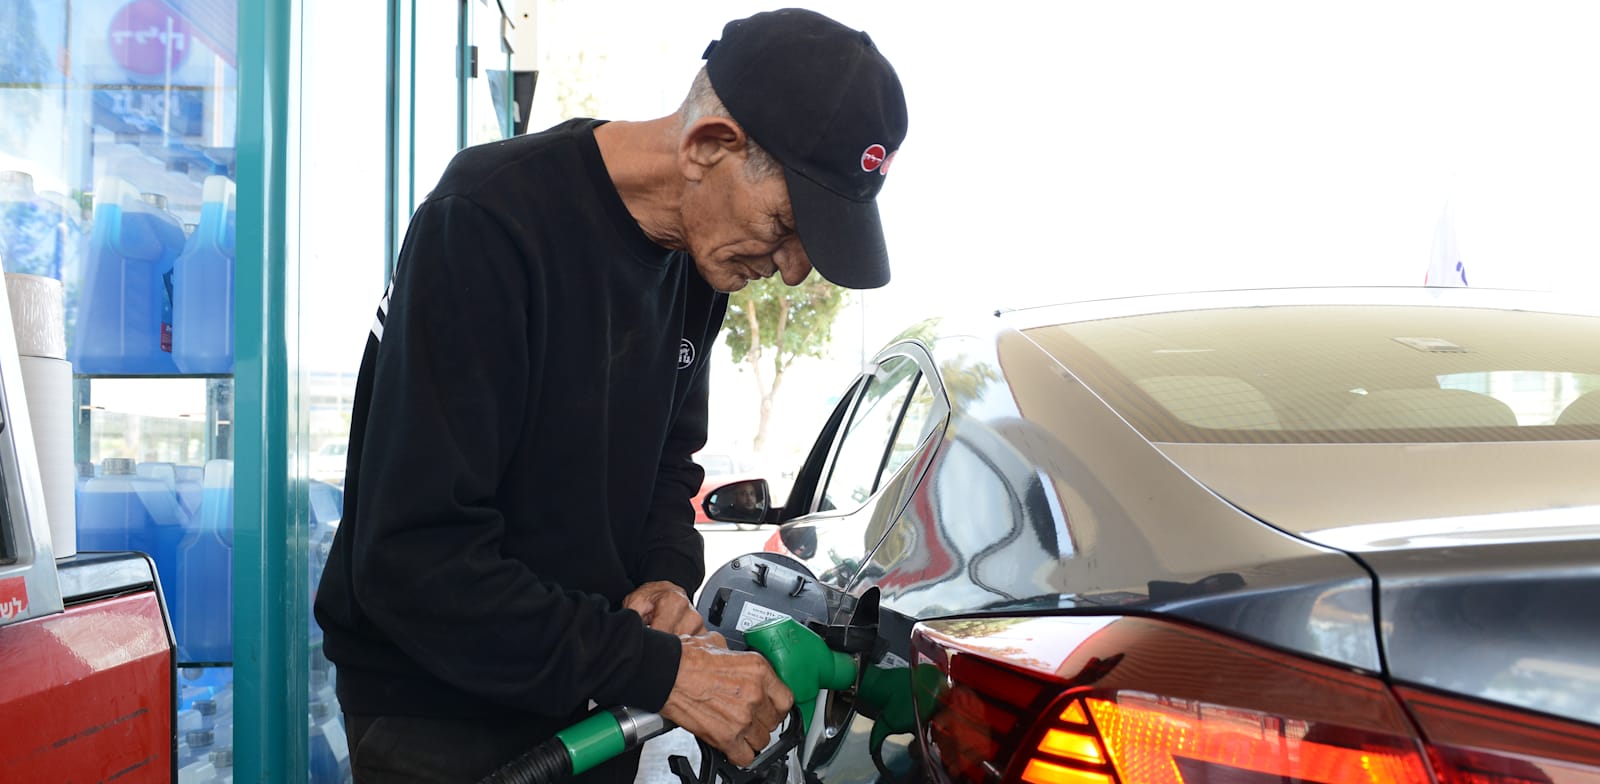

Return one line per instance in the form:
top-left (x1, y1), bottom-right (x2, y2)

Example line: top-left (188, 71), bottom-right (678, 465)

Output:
top-left (314, 119), bottom-right (727, 725)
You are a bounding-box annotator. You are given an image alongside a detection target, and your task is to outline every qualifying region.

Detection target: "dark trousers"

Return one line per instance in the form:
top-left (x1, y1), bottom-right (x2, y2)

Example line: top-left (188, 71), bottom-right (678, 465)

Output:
top-left (346, 714), bottom-right (644, 784)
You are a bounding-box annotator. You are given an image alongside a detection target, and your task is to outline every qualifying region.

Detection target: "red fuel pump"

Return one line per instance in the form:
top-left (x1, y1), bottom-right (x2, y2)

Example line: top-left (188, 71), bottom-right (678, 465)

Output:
top-left (0, 284), bottom-right (176, 782)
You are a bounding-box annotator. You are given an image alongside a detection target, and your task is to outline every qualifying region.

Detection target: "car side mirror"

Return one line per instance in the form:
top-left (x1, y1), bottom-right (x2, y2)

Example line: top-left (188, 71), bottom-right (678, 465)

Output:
top-left (703, 478), bottom-right (773, 524)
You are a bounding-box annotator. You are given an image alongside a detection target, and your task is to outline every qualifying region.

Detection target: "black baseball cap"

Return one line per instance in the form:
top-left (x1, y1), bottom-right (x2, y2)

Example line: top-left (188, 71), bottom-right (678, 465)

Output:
top-left (703, 8), bottom-right (908, 290)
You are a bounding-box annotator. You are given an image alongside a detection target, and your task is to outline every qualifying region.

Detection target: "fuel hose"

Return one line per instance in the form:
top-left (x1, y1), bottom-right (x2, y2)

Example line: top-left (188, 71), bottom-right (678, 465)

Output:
top-left (478, 707), bottom-right (672, 784)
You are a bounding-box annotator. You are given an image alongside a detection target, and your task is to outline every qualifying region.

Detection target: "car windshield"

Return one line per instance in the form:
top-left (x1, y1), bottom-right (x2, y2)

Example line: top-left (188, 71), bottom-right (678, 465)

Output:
top-left (1030, 305), bottom-right (1600, 444)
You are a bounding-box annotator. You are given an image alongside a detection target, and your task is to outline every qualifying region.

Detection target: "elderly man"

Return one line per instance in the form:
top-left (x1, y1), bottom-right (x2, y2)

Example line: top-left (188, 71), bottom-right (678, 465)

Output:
top-left (313, 8), bottom-right (907, 784)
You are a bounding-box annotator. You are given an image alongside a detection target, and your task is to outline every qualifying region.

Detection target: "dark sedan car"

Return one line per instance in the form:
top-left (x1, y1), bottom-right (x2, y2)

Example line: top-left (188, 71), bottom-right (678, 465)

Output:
top-left (703, 288), bottom-right (1600, 784)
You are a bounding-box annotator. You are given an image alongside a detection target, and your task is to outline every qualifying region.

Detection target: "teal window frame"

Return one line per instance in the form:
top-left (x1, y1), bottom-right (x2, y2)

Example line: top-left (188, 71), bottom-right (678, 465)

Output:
top-left (232, 0), bottom-right (508, 776)
top-left (235, 0), bottom-right (304, 778)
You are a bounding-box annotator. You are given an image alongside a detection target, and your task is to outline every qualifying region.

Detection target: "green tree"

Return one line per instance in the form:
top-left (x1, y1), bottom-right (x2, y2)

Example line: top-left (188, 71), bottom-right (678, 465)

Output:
top-left (553, 49), bottom-right (602, 120)
top-left (886, 318), bottom-right (1000, 409)
top-left (536, 0), bottom-right (603, 122)
top-left (724, 275), bottom-right (846, 451)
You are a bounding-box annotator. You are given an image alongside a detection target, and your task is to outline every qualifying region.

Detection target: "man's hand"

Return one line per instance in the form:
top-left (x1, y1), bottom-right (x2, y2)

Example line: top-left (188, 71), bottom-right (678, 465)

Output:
top-left (623, 581), bottom-right (705, 636)
top-left (659, 633), bottom-right (796, 767)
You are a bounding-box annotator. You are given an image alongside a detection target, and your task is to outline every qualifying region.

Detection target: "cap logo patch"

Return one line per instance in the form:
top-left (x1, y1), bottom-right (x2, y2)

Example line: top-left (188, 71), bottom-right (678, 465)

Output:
top-left (861, 143), bottom-right (887, 172)
top-left (879, 150), bottom-right (896, 176)
top-left (678, 338), bottom-right (697, 370)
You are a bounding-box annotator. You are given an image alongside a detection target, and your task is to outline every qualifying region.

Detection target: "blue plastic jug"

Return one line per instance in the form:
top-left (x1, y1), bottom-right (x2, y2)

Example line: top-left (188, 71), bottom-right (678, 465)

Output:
top-left (203, 678), bottom-right (236, 749)
top-left (176, 459), bottom-right (234, 664)
top-left (175, 464), bottom-right (204, 523)
top-left (77, 457), bottom-right (188, 614)
top-left (178, 728), bottom-right (221, 782)
top-left (309, 700), bottom-right (350, 784)
top-left (137, 460), bottom-right (191, 527)
top-left (1, 172), bottom-right (86, 345)
top-left (76, 458), bottom-right (147, 552)
top-left (71, 178), bottom-right (185, 374)
top-left (172, 176), bottom-right (236, 374)
top-left (177, 665), bottom-right (232, 711)
top-left (1, 171), bottom-right (77, 277)
top-left (73, 461), bottom-right (96, 505)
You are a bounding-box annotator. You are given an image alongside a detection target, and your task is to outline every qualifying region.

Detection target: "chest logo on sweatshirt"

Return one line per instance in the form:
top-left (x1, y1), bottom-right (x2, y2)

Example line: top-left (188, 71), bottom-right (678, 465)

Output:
top-left (678, 338), bottom-right (696, 370)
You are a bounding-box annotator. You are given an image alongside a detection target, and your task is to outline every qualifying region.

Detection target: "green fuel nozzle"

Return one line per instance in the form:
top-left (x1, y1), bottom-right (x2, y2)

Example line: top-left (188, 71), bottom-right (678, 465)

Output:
top-left (742, 616), bottom-right (858, 733)
top-left (556, 707), bottom-right (670, 775)
top-left (480, 617), bottom-right (857, 784)
top-left (481, 706), bottom-right (672, 784)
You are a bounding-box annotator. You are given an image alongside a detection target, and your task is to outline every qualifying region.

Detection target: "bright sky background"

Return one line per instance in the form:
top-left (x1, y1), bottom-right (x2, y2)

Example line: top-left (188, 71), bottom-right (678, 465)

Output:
top-left (66, 0), bottom-right (1600, 454)
top-left (64, 3), bottom-right (1600, 470)
top-left (514, 0), bottom-right (1600, 456)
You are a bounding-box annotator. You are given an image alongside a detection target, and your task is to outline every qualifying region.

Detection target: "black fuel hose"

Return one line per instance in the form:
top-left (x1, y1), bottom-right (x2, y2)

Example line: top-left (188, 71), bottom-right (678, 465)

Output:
top-left (478, 736), bottom-right (572, 784)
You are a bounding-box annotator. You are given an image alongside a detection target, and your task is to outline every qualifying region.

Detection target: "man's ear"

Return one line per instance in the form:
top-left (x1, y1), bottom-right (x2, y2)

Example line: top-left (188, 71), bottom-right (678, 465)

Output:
top-left (679, 116), bottom-right (747, 182)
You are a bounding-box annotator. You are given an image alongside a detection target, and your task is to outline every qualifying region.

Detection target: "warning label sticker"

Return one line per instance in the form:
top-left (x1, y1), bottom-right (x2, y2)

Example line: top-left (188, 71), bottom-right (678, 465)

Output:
top-left (735, 601), bottom-right (789, 632)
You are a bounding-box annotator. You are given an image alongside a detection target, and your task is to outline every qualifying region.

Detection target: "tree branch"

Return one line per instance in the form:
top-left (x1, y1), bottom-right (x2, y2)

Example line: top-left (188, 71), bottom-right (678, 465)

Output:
top-left (771, 298), bottom-right (791, 384)
top-left (743, 302), bottom-right (768, 397)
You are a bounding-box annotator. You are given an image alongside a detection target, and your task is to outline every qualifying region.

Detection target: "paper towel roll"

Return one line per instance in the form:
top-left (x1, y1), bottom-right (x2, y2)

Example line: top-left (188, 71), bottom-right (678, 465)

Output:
top-left (5, 273), bottom-right (66, 360)
top-left (20, 355), bottom-right (76, 558)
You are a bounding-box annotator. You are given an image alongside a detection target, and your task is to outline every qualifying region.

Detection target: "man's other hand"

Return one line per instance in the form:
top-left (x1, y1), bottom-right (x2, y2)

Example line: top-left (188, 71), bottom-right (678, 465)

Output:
top-left (659, 633), bottom-right (796, 767)
top-left (623, 581), bottom-right (706, 636)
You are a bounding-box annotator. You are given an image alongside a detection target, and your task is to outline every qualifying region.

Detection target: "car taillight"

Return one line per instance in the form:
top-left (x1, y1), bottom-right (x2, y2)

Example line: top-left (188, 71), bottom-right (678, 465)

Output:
top-left (912, 616), bottom-right (1435, 784)
top-left (917, 639), bottom-right (1061, 784)
top-left (1057, 692), bottom-right (1428, 784)
top-left (1395, 686), bottom-right (1600, 784)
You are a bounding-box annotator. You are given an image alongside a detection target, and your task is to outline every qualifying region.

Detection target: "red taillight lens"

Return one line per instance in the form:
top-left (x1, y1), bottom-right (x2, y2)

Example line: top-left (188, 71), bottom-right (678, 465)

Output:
top-left (912, 616), bottom-right (1435, 784)
top-left (919, 643), bottom-right (1060, 784)
top-left (1077, 693), bottom-right (1429, 783)
top-left (1396, 686), bottom-right (1600, 784)
top-left (1018, 699), bottom-right (1114, 784)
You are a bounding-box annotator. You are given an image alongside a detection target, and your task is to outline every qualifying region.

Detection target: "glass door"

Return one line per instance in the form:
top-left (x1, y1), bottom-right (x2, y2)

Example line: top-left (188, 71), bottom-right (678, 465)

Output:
top-left (464, 0), bottom-right (514, 146)
top-left (1, 0), bottom-right (241, 779)
top-left (297, 1), bottom-right (387, 781)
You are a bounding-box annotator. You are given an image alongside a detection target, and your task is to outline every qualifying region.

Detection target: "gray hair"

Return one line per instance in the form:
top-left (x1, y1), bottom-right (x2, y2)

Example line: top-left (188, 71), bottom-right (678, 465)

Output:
top-left (680, 67), bottom-right (782, 181)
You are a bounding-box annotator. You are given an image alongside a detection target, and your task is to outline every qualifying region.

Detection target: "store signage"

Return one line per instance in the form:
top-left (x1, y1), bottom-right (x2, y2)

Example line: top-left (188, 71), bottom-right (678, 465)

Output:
top-left (94, 87), bottom-right (205, 138)
top-left (108, 0), bottom-right (193, 76)
top-left (0, 576), bottom-right (28, 622)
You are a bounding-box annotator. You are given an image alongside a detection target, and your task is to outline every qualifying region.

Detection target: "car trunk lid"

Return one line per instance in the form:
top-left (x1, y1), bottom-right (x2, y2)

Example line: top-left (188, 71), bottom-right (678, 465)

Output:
top-left (1156, 440), bottom-right (1600, 727)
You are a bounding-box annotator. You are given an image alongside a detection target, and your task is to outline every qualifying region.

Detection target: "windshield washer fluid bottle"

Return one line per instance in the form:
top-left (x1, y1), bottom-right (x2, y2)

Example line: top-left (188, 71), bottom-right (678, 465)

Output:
top-left (71, 178), bottom-right (185, 374)
top-left (173, 176), bottom-right (235, 373)
top-left (176, 459), bottom-right (234, 664)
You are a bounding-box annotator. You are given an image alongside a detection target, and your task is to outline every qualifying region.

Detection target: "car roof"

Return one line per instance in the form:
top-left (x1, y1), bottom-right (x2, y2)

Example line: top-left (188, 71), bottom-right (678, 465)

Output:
top-left (896, 284), bottom-right (1600, 542)
top-left (996, 286), bottom-right (1600, 332)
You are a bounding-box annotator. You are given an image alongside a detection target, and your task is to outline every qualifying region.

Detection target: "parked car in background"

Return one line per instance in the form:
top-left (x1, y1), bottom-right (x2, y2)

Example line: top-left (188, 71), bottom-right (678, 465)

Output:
top-left (711, 288), bottom-right (1600, 784)
top-left (691, 449), bottom-right (763, 525)
top-left (310, 441), bottom-right (347, 486)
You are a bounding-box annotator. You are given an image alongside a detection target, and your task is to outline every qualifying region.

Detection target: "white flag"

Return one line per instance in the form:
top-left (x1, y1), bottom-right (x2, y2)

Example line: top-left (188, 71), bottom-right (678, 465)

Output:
top-left (1425, 203), bottom-right (1468, 287)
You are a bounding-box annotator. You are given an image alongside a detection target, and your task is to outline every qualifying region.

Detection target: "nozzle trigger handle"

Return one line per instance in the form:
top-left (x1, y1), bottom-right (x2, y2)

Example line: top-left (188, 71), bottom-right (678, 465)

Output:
top-left (743, 616), bottom-right (856, 733)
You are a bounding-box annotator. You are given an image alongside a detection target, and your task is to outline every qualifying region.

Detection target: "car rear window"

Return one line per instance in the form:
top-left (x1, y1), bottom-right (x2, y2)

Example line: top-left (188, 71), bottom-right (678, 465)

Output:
top-left (1029, 305), bottom-right (1600, 444)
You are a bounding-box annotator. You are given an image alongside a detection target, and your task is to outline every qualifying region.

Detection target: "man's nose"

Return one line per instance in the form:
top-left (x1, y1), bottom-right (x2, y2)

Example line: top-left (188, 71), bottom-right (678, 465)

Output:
top-left (775, 240), bottom-right (814, 286)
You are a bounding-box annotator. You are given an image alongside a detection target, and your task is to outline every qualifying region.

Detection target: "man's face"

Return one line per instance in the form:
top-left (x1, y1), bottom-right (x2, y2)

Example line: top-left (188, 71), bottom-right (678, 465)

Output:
top-left (732, 484), bottom-right (759, 509)
top-left (681, 157), bottom-right (815, 293)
